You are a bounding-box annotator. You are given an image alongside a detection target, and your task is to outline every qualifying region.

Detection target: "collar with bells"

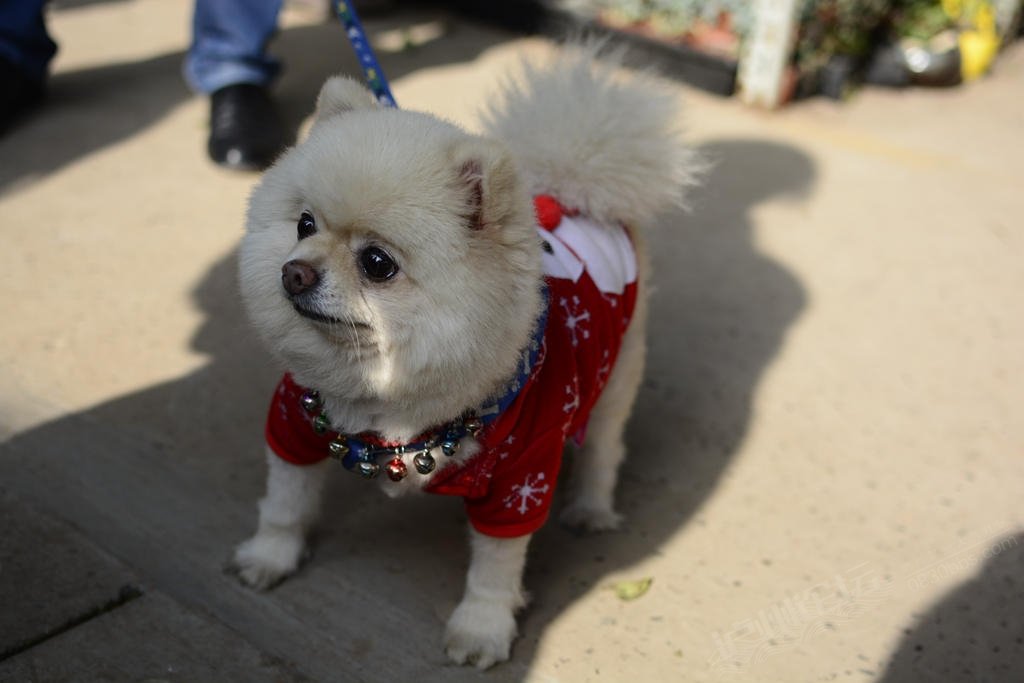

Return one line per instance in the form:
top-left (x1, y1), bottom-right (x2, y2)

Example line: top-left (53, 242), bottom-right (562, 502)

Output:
top-left (296, 286), bottom-right (549, 482)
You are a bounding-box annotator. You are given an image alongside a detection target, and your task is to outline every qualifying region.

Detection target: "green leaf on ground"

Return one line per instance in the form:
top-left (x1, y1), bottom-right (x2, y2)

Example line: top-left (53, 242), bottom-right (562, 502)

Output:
top-left (613, 577), bottom-right (653, 601)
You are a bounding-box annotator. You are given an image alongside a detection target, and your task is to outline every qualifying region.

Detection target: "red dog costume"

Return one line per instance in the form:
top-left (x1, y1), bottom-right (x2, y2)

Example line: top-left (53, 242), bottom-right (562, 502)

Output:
top-left (265, 196), bottom-right (638, 537)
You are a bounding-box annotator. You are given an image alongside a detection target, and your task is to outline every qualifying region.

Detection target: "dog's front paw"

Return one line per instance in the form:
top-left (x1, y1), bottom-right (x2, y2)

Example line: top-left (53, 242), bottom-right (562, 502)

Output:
top-left (444, 598), bottom-right (517, 670)
top-left (560, 500), bottom-right (623, 532)
top-left (228, 528), bottom-right (306, 590)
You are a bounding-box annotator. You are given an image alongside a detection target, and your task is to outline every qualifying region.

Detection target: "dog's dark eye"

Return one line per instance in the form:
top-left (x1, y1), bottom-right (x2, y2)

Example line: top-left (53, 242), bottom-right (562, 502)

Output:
top-left (297, 211), bottom-right (316, 240)
top-left (359, 246), bottom-right (399, 282)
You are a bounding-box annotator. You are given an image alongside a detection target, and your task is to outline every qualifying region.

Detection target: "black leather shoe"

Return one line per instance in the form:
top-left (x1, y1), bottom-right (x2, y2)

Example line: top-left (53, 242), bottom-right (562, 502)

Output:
top-left (207, 83), bottom-right (285, 171)
top-left (0, 57), bottom-right (44, 136)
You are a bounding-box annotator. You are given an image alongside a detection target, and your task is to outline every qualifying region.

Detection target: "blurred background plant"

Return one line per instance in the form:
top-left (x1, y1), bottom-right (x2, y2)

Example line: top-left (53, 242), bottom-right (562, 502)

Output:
top-left (566, 0), bottom-right (755, 56)
top-left (550, 0), bottom-right (1020, 98)
top-left (892, 0), bottom-right (956, 40)
top-left (790, 0), bottom-right (1013, 95)
top-left (794, 0), bottom-right (892, 75)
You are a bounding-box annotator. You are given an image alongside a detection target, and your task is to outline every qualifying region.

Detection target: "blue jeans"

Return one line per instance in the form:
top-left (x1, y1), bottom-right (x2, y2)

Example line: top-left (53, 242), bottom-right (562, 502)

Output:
top-left (0, 0), bottom-right (282, 93)
top-left (184, 0), bottom-right (284, 94)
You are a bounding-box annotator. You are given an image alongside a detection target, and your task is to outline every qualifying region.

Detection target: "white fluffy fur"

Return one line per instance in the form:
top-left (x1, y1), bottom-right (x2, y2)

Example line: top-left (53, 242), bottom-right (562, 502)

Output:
top-left (481, 42), bottom-right (701, 227)
top-left (444, 530), bottom-right (530, 668)
top-left (231, 42), bottom-right (696, 669)
top-left (232, 448), bottom-right (330, 589)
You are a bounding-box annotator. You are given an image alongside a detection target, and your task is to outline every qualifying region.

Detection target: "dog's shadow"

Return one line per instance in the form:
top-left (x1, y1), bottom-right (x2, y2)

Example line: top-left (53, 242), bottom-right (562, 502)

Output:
top-left (0, 138), bottom-right (812, 681)
top-left (517, 138), bottom-right (812, 663)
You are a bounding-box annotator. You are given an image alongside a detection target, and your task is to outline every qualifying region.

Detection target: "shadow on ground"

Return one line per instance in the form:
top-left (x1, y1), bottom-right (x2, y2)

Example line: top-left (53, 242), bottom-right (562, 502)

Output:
top-left (0, 5), bottom-right (502, 194)
top-left (518, 139), bottom-right (812, 664)
top-left (0, 138), bottom-right (811, 680)
top-left (877, 532), bottom-right (1024, 683)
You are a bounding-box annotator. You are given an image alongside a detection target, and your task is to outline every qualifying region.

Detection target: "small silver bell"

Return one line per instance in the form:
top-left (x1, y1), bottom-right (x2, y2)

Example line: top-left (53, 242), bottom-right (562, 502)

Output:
top-left (328, 438), bottom-right (349, 459)
top-left (413, 451), bottom-right (436, 474)
top-left (465, 416), bottom-right (483, 435)
top-left (300, 390), bottom-right (322, 413)
top-left (441, 440), bottom-right (459, 457)
top-left (357, 461), bottom-right (380, 479)
top-left (313, 414), bottom-right (331, 434)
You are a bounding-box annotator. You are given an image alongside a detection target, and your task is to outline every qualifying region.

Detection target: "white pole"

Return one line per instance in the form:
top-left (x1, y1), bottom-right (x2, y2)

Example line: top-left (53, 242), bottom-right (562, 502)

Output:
top-left (738, 0), bottom-right (802, 108)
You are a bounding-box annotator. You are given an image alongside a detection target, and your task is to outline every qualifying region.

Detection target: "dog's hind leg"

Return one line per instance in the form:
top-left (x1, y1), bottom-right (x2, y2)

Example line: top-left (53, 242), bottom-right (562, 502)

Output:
top-left (560, 255), bottom-right (649, 532)
top-left (230, 446), bottom-right (330, 590)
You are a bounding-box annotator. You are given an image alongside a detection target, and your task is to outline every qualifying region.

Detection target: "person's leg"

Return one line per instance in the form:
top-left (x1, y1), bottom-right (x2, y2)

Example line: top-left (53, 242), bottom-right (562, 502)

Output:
top-left (184, 0), bottom-right (283, 93)
top-left (185, 0), bottom-right (286, 170)
top-left (0, 0), bottom-right (55, 133)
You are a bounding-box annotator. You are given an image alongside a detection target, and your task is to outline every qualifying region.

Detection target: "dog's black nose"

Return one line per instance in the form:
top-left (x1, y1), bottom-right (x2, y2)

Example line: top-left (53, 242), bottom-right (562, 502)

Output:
top-left (282, 259), bottom-right (319, 296)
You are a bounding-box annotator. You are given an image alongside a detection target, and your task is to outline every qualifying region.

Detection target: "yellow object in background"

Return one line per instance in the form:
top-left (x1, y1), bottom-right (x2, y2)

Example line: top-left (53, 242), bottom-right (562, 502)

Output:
top-left (943, 0), bottom-right (1001, 80)
top-left (960, 28), bottom-right (1000, 79)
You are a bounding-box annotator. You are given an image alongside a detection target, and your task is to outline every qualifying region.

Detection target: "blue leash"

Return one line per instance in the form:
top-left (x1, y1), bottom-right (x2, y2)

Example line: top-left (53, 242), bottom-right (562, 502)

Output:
top-left (333, 1), bottom-right (397, 108)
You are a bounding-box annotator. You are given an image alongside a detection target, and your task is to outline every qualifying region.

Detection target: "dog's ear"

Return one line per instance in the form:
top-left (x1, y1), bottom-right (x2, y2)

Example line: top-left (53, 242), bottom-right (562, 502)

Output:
top-left (449, 137), bottom-right (520, 231)
top-left (314, 76), bottom-right (378, 122)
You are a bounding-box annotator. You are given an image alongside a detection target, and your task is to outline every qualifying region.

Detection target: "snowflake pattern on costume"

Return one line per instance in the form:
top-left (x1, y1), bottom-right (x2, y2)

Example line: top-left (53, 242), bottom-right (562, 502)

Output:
top-left (530, 338), bottom-right (548, 382)
top-left (596, 349), bottom-right (612, 389)
top-left (498, 435), bottom-right (516, 461)
top-left (559, 295), bottom-right (591, 347)
top-left (601, 292), bottom-right (620, 309)
top-left (562, 383), bottom-right (580, 414)
top-left (503, 472), bottom-right (550, 515)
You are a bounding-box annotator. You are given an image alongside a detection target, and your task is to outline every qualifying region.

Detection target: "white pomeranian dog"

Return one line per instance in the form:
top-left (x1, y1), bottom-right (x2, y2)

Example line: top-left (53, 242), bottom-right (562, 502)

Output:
top-left (231, 42), bottom-right (698, 668)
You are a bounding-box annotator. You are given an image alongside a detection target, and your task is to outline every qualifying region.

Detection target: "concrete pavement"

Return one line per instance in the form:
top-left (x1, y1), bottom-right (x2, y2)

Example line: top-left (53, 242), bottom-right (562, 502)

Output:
top-left (1, 1), bottom-right (1022, 681)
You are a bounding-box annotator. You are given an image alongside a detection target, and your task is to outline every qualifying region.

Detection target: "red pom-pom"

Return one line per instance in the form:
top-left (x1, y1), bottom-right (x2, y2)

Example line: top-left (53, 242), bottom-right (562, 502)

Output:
top-left (534, 195), bottom-right (563, 230)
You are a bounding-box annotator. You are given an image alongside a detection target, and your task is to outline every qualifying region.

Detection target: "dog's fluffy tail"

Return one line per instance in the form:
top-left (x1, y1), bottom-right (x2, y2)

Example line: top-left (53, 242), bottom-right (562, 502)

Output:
top-left (481, 40), bottom-right (701, 227)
